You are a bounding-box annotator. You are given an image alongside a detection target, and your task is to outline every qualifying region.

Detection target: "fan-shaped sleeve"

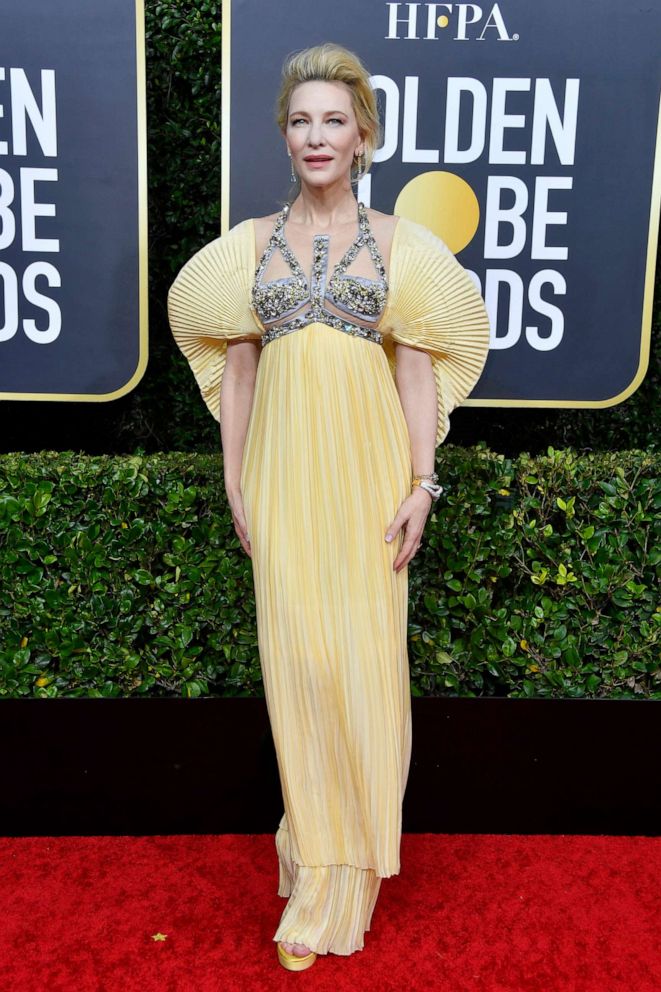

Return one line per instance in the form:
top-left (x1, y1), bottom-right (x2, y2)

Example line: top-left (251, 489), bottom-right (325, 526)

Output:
top-left (166, 219), bottom-right (263, 423)
top-left (382, 218), bottom-right (491, 447)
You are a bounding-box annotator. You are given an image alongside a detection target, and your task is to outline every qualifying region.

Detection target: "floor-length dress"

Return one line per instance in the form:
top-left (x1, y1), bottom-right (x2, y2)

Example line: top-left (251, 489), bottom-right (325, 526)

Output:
top-left (167, 200), bottom-right (491, 955)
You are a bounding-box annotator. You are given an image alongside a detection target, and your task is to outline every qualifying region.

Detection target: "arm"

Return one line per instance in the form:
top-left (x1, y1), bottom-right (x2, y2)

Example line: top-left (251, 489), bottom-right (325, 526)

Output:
top-left (395, 342), bottom-right (437, 477)
top-left (167, 224), bottom-right (263, 559)
top-left (385, 342), bottom-right (437, 573)
top-left (220, 338), bottom-right (261, 500)
top-left (386, 219), bottom-right (491, 448)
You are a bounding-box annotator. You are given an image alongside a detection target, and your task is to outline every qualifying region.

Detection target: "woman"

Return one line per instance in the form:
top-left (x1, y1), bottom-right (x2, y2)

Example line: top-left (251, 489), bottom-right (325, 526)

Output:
top-left (168, 42), bottom-right (490, 970)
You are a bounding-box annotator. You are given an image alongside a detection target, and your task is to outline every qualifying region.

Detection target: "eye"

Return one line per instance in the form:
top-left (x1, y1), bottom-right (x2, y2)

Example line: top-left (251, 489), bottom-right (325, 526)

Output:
top-left (289, 117), bottom-right (345, 126)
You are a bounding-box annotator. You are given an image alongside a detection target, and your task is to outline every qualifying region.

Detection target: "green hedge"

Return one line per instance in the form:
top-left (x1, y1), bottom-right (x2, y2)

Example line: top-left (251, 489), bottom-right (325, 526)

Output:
top-left (1, 447), bottom-right (658, 699)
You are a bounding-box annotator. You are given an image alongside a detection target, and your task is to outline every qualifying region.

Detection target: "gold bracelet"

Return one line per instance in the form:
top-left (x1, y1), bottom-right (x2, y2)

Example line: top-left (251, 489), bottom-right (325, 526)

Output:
top-left (411, 477), bottom-right (443, 501)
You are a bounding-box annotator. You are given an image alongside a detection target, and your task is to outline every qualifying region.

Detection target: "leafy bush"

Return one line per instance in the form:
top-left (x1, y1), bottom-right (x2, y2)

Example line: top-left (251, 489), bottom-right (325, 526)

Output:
top-left (1, 447), bottom-right (658, 699)
top-left (407, 445), bottom-right (660, 699)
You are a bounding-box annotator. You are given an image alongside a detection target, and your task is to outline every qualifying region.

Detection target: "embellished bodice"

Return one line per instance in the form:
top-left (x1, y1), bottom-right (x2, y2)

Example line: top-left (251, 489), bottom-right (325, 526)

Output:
top-left (251, 200), bottom-right (388, 346)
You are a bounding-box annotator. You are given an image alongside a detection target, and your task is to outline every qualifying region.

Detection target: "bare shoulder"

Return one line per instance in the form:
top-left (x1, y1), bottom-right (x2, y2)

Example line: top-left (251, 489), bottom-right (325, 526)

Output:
top-left (364, 207), bottom-right (401, 263)
top-left (250, 212), bottom-right (280, 255)
top-left (252, 211), bottom-right (280, 232)
top-left (365, 207), bottom-right (399, 231)
top-left (364, 206), bottom-right (399, 236)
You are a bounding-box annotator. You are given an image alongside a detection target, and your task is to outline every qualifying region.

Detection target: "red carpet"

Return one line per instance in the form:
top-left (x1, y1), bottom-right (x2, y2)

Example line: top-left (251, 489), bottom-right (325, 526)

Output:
top-left (0, 833), bottom-right (658, 991)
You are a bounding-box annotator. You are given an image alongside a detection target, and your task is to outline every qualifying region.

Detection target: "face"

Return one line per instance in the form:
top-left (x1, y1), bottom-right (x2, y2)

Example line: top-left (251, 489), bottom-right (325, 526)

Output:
top-left (285, 80), bottom-right (364, 189)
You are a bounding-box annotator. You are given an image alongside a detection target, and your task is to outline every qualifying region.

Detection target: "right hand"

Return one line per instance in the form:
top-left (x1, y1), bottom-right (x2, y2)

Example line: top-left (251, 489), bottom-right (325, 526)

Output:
top-left (227, 487), bottom-right (252, 558)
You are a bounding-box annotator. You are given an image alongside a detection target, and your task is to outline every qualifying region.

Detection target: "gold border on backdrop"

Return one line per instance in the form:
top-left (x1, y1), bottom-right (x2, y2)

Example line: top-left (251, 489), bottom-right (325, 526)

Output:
top-left (221, 2), bottom-right (659, 408)
top-left (0, 0), bottom-right (149, 404)
top-left (467, 89), bottom-right (660, 410)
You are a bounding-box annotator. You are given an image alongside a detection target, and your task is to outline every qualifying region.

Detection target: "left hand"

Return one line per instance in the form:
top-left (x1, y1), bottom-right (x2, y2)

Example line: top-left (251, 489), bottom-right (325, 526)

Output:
top-left (384, 488), bottom-right (433, 573)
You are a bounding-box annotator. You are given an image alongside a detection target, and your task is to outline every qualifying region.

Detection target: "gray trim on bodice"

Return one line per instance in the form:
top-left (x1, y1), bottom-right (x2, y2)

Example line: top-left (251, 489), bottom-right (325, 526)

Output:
top-left (251, 201), bottom-right (388, 346)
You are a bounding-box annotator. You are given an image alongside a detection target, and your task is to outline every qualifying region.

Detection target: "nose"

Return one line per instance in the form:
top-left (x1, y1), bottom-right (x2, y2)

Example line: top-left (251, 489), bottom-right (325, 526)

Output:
top-left (307, 120), bottom-right (325, 147)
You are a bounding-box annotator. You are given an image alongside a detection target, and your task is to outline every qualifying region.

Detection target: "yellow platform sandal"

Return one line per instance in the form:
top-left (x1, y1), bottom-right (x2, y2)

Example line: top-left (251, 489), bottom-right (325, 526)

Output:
top-left (276, 941), bottom-right (318, 971)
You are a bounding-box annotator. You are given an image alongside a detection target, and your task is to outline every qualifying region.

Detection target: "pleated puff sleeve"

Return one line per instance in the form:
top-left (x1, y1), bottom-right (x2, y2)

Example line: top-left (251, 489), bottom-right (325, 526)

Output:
top-left (167, 219), bottom-right (263, 423)
top-left (380, 217), bottom-right (491, 447)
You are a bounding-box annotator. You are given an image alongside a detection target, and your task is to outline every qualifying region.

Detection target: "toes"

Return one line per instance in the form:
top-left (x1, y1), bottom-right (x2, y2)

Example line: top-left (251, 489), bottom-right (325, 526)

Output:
top-left (281, 940), bottom-right (311, 956)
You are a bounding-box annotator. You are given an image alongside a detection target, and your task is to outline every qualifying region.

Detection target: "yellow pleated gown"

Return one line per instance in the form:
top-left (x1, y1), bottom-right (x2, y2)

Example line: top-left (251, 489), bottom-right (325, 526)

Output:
top-left (167, 204), bottom-right (490, 955)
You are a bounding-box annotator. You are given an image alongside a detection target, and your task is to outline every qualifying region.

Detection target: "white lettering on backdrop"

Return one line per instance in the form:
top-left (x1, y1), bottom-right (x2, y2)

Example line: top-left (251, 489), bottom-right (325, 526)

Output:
top-left (0, 67), bottom-right (61, 345)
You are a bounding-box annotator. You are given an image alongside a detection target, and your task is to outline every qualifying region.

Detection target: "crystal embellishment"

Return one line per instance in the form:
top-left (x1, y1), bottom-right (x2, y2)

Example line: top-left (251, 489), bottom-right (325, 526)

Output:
top-left (251, 201), bottom-right (388, 347)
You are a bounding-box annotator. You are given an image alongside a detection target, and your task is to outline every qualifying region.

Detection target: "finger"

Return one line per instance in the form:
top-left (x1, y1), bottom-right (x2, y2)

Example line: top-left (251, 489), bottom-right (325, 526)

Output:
top-left (237, 529), bottom-right (252, 558)
top-left (392, 521), bottom-right (413, 554)
top-left (393, 538), bottom-right (422, 571)
top-left (394, 551), bottom-right (413, 571)
top-left (384, 516), bottom-right (402, 543)
top-left (233, 514), bottom-right (251, 556)
top-left (394, 550), bottom-right (417, 572)
top-left (234, 512), bottom-right (248, 539)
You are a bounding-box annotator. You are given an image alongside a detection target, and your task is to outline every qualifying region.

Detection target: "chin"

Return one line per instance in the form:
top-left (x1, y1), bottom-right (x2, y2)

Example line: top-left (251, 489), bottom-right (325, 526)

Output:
top-left (302, 172), bottom-right (343, 187)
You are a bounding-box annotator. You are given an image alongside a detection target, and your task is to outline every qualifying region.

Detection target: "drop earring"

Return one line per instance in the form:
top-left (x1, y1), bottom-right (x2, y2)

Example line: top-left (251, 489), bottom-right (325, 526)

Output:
top-left (288, 152), bottom-right (297, 183)
top-left (352, 150), bottom-right (366, 184)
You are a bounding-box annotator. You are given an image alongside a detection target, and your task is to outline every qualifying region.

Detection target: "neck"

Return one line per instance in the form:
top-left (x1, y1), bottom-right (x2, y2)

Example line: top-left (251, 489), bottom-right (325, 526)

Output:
top-left (289, 182), bottom-right (358, 230)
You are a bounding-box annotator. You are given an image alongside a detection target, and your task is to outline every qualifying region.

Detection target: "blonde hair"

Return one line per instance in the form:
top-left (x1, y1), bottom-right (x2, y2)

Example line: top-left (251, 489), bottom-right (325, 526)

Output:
top-left (275, 42), bottom-right (381, 178)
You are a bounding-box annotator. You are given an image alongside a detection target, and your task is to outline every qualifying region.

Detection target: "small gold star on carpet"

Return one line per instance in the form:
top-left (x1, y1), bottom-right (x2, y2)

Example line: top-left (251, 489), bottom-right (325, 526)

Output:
top-left (151, 933), bottom-right (168, 941)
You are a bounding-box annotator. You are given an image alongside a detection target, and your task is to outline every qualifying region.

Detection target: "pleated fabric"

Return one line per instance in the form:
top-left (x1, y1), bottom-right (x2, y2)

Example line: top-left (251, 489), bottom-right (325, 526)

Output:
top-left (380, 219), bottom-right (492, 447)
top-left (167, 212), bottom-right (491, 956)
top-left (239, 316), bottom-right (412, 866)
top-left (167, 215), bottom-right (492, 449)
top-left (273, 812), bottom-right (383, 955)
top-left (166, 219), bottom-right (260, 424)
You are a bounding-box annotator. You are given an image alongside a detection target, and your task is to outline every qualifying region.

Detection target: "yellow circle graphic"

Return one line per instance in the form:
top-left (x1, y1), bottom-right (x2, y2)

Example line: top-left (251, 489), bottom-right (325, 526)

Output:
top-left (394, 171), bottom-right (480, 253)
top-left (437, 15), bottom-right (449, 27)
